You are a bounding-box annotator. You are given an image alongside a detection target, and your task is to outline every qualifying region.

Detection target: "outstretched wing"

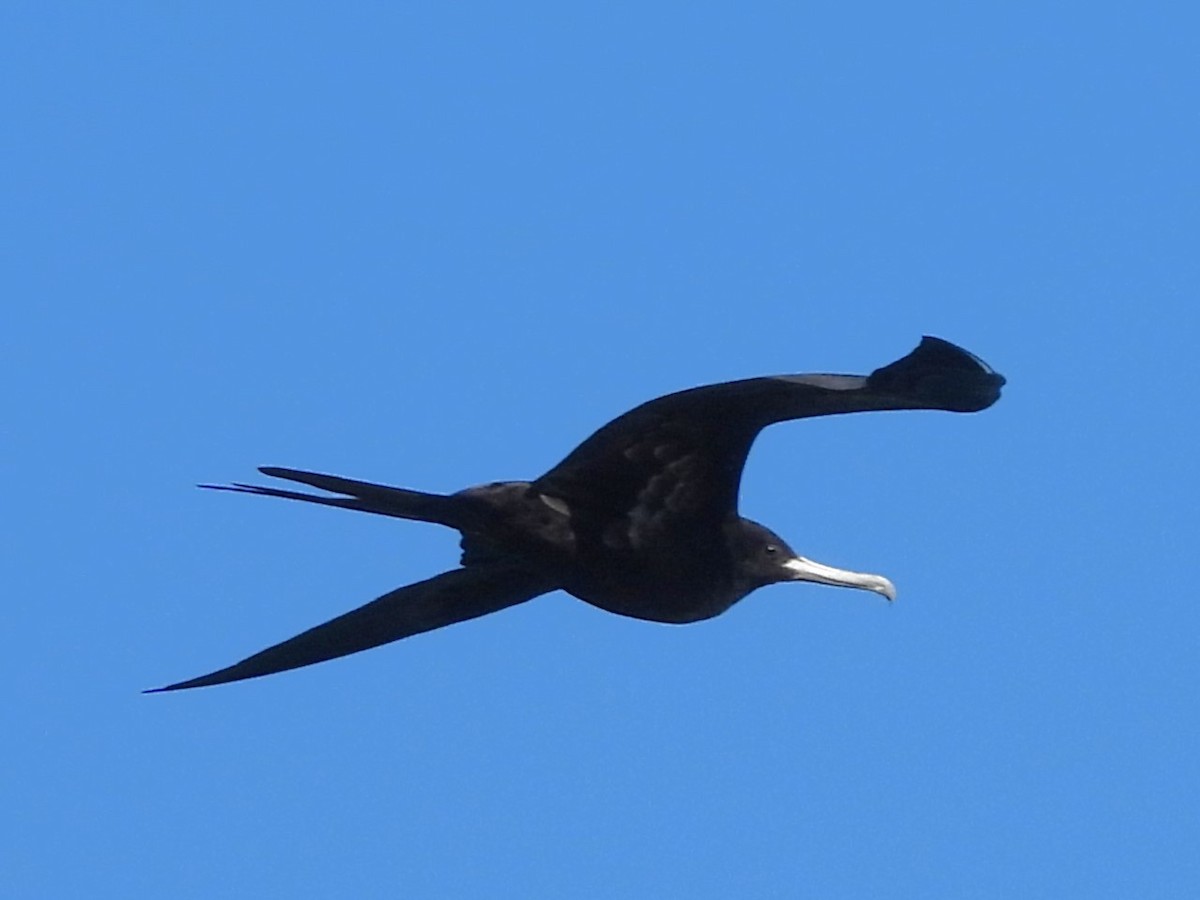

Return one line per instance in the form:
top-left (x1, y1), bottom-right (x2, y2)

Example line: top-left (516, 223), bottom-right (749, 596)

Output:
top-left (147, 564), bottom-right (556, 692)
top-left (533, 337), bottom-right (1004, 540)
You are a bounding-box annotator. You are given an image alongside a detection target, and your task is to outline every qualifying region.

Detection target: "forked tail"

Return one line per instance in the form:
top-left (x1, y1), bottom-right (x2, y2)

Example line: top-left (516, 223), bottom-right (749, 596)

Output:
top-left (201, 466), bottom-right (485, 531)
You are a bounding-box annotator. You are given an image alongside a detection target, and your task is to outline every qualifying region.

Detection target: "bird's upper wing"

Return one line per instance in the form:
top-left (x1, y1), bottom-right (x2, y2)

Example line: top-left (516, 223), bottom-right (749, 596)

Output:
top-left (147, 564), bottom-right (557, 692)
top-left (533, 337), bottom-right (1004, 541)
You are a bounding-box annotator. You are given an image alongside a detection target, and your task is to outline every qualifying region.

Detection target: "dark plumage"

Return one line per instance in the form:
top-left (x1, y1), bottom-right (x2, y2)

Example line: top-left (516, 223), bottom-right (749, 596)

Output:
top-left (149, 336), bottom-right (1004, 692)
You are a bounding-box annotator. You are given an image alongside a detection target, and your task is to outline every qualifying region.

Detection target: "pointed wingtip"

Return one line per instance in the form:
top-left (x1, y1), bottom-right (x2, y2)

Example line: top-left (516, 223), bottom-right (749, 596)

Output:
top-left (142, 675), bottom-right (228, 693)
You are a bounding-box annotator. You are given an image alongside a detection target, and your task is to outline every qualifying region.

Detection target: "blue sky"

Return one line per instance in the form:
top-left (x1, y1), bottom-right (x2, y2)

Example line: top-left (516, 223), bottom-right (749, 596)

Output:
top-left (4, 3), bottom-right (1197, 897)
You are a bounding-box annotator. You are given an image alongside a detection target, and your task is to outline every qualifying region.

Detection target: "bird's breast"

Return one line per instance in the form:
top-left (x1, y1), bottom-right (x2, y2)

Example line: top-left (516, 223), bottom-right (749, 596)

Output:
top-left (565, 575), bottom-right (744, 624)
top-left (560, 543), bottom-right (746, 624)
top-left (457, 481), bottom-right (746, 624)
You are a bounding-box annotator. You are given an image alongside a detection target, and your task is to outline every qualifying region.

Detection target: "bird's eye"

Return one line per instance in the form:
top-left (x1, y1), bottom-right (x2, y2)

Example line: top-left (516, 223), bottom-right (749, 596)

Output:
top-left (765, 544), bottom-right (779, 555)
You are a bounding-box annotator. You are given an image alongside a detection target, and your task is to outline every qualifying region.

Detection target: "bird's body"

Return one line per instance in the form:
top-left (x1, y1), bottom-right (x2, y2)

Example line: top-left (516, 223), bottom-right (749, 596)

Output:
top-left (453, 481), bottom-right (761, 623)
top-left (150, 336), bottom-right (1004, 692)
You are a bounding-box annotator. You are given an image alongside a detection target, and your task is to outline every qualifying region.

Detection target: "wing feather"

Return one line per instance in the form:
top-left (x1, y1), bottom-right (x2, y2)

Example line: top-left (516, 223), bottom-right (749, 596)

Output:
top-left (147, 565), bottom-right (556, 691)
top-left (535, 337), bottom-right (1004, 529)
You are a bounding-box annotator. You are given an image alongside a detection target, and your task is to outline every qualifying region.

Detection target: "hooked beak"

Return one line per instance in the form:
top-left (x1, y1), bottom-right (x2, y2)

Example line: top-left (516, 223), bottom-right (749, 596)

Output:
top-left (782, 556), bottom-right (897, 602)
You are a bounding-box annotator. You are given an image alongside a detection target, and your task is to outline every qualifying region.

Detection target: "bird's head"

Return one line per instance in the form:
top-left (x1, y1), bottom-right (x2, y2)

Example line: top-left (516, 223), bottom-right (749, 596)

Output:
top-left (731, 519), bottom-right (896, 602)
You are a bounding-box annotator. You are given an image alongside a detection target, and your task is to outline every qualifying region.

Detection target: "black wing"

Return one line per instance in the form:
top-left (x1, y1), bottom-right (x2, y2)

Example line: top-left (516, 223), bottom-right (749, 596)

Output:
top-left (147, 565), bottom-right (556, 692)
top-left (534, 337), bottom-right (1004, 537)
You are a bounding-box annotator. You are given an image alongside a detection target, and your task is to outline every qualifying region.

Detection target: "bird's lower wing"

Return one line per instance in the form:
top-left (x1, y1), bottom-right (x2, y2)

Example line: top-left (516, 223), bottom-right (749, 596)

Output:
top-left (147, 565), bottom-right (557, 692)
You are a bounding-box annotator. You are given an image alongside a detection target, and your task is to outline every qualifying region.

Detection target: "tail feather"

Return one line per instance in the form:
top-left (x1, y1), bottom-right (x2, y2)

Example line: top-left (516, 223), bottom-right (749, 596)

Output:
top-left (199, 482), bottom-right (414, 520)
top-left (203, 466), bottom-right (484, 531)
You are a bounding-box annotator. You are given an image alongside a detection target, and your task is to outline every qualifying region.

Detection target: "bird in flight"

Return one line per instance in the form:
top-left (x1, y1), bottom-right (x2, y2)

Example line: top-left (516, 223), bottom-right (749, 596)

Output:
top-left (149, 336), bottom-right (1004, 692)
